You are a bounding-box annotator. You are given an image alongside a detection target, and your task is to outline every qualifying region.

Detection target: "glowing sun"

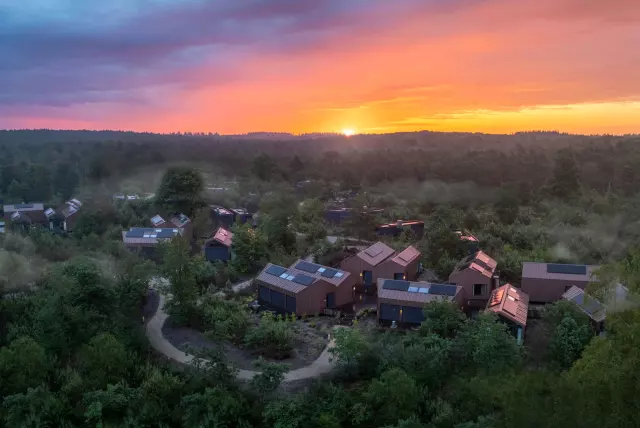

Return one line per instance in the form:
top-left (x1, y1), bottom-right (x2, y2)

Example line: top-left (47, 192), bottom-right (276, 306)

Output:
top-left (342, 128), bottom-right (356, 136)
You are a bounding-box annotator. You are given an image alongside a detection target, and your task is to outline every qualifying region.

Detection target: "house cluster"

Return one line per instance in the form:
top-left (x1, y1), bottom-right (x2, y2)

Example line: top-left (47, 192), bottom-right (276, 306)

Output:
top-left (3, 198), bottom-right (84, 233)
top-left (255, 238), bottom-right (607, 344)
top-left (121, 204), bottom-right (253, 264)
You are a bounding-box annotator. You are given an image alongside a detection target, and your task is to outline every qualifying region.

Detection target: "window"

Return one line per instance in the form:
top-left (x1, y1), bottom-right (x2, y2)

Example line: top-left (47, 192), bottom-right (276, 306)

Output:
top-left (473, 284), bottom-right (486, 296)
top-left (394, 273), bottom-right (404, 280)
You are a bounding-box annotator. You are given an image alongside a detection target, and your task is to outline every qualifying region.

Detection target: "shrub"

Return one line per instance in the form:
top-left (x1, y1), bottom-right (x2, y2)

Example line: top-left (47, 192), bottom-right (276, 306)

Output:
top-left (200, 297), bottom-right (249, 343)
top-left (244, 312), bottom-right (293, 359)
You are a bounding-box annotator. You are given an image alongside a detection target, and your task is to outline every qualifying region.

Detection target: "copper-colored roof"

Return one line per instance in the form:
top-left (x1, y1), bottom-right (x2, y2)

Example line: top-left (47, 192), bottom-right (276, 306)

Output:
top-left (453, 250), bottom-right (497, 278)
top-left (377, 278), bottom-right (462, 304)
top-left (486, 284), bottom-right (529, 327)
top-left (562, 286), bottom-right (606, 323)
top-left (392, 246), bottom-right (421, 267)
top-left (356, 242), bottom-right (396, 266)
top-left (522, 262), bottom-right (599, 282)
top-left (456, 230), bottom-right (479, 242)
top-left (212, 227), bottom-right (233, 247)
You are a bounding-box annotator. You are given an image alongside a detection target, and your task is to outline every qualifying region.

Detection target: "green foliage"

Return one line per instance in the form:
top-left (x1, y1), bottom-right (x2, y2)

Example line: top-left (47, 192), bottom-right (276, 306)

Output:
top-left (251, 358), bottom-right (289, 400)
top-left (454, 312), bottom-right (522, 374)
top-left (548, 315), bottom-right (593, 370)
top-left (420, 300), bottom-right (467, 339)
top-left (0, 337), bottom-right (49, 397)
top-left (155, 166), bottom-right (204, 216)
top-left (161, 237), bottom-right (198, 323)
top-left (200, 297), bottom-right (249, 343)
top-left (76, 333), bottom-right (132, 389)
top-left (361, 368), bottom-right (422, 426)
top-left (181, 386), bottom-right (253, 428)
top-left (550, 149), bottom-right (581, 199)
top-left (230, 223), bottom-right (268, 274)
top-left (244, 312), bottom-right (293, 359)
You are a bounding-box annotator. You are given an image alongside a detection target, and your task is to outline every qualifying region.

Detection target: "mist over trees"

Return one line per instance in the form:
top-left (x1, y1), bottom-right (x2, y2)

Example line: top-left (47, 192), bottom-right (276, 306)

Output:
top-left (1, 129), bottom-right (640, 426)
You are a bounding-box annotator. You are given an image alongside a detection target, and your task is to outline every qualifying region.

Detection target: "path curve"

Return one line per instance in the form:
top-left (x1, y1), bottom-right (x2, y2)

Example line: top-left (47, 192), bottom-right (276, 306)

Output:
top-left (145, 291), bottom-right (336, 382)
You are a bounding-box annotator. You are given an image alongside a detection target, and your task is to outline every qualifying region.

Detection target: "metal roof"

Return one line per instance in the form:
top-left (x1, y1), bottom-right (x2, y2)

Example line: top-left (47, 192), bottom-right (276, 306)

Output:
top-left (522, 262), bottom-right (599, 282)
top-left (171, 213), bottom-right (191, 227)
top-left (3, 202), bottom-right (45, 213)
top-left (486, 284), bottom-right (529, 327)
top-left (356, 242), bottom-right (396, 266)
top-left (562, 286), bottom-right (606, 323)
top-left (122, 227), bottom-right (183, 245)
top-left (287, 260), bottom-right (349, 286)
top-left (452, 251), bottom-right (497, 278)
top-left (210, 227), bottom-right (233, 247)
top-left (392, 246), bottom-right (421, 267)
top-left (151, 215), bottom-right (166, 226)
top-left (377, 278), bottom-right (461, 304)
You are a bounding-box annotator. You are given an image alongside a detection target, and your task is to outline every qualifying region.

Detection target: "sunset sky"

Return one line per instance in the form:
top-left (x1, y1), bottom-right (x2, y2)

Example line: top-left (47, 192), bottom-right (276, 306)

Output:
top-left (1, 0), bottom-right (639, 135)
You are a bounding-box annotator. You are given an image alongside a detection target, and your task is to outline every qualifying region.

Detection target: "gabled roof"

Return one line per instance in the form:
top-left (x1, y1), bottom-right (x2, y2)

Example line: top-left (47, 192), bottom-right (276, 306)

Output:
top-left (3, 203), bottom-right (45, 213)
top-left (562, 286), bottom-right (606, 323)
top-left (455, 230), bottom-right (479, 242)
top-left (356, 242), bottom-right (396, 266)
top-left (171, 213), bottom-right (191, 227)
top-left (452, 251), bottom-right (497, 278)
top-left (60, 199), bottom-right (82, 219)
top-left (377, 278), bottom-right (461, 304)
top-left (151, 214), bottom-right (166, 227)
top-left (522, 262), bottom-right (599, 282)
top-left (122, 227), bottom-right (183, 245)
top-left (256, 263), bottom-right (320, 294)
top-left (288, 260), bottom-right (351, 287)
top-left (391, 246), bottom-right (421, 267)
top-left (211, 227), bottom-right (233, 247)
top-left (486, 284), bottom-right (529, 327)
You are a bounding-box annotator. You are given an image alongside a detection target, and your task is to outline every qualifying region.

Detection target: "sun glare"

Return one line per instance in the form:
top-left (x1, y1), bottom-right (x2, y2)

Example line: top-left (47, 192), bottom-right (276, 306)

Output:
top-left (342, 128), bottom-right (356, 136)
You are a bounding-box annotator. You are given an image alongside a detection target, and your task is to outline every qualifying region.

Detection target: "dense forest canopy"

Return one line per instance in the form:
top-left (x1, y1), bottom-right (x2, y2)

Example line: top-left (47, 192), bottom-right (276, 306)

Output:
top-left (1, 129), bottom-right (640, 427)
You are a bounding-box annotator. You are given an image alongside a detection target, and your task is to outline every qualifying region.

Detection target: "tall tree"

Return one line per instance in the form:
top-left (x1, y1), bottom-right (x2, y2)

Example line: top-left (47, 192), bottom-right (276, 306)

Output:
top-left (550, 149), bottom-right (581, 199)
top-left (156, 167), bottom-right (204, 216)
top-left (161, 237), bottom-right (198, 323)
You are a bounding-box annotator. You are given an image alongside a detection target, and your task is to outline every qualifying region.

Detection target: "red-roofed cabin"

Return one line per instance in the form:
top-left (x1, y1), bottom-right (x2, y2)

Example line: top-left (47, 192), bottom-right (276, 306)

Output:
top-left (455, 229), bottom-right (480, 254)
top-left (203, 227), bottom-right (233, 262)
top-left (340, 242), bottom-right (421, 293)
top-left (485, 284), bottom-right (529, 345)
top-left (449, 251), bottom-right (499, 308)
top-left (376, 220), bottom-right (425, 238)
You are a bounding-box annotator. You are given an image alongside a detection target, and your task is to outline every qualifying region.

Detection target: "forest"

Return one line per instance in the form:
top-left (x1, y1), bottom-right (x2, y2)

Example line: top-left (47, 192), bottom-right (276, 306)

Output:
top-left (1, 129), bottom-right (640, 427)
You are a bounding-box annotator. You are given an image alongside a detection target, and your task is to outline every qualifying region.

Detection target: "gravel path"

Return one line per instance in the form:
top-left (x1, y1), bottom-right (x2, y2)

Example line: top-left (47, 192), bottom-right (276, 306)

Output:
top-left (145, 289), bottom-right (337, 382)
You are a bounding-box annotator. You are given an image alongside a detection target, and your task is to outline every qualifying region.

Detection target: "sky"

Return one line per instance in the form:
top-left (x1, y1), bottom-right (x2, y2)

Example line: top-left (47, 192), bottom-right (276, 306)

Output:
top-left (1, 0), bottom-right (639, 135)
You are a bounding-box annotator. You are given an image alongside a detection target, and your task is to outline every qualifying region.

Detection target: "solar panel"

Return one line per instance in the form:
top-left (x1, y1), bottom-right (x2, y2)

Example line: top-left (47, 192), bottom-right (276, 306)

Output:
top-left (292, 274), bottom-right (315, 286)
top-left (158, 230), bottom-right (177, 238)
top-left (295, 261), bottom-right (319, 273)
top-left (126, 229), bottom-right (145, 238)
top-left (408, 286), bottom-right (419, 292)
top-left (382, 280), bottom-right (410, 291)
top-left (418, 288), bottom-right (429, 294)
top-left (429, 284), bottom-right (458, 296)
top-left (265, 265), bottom-right (287, 277)
top-left (570, 293), bottom-right (585, 305)
top-left (321, 268), bottom-right (339, 278)
top-left (547, 264), bottom-right (587, 275)
top-left (582, 298), bottom-right (604, 315)
top-left (14, 203), bottom-right (33, 209)
top-left (489, 288), bottom-right (505, 307)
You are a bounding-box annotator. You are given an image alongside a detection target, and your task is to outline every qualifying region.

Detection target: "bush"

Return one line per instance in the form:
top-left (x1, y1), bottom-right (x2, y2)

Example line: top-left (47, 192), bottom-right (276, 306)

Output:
top-left (200, 297), bottom-right (249, 343)
top-left (244, 312), bottom-right (293, 359)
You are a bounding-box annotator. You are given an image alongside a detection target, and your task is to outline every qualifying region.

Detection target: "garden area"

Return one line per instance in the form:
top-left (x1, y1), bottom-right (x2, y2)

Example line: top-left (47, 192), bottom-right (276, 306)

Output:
top-left (162, 293), bottom-right (333, 370)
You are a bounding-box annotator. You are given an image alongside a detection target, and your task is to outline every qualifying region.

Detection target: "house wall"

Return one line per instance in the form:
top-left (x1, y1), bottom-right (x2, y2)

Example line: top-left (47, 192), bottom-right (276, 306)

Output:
top-left (334, 274), bottom-right (357, 307)
top-left (340, 256), bottom-right (407, 286)
top-left (405, 258), bottom-right (420, 281)
top-left (256, 280), bottom-right (333, 316)
top-left (449, 270), bottom-right (492, 306)
top-left (203, 243), bottom-right (230, 262)
top-left (521, 278), bottom-right (589, 303)
top-left (65, 214), bottom-right (79, 232)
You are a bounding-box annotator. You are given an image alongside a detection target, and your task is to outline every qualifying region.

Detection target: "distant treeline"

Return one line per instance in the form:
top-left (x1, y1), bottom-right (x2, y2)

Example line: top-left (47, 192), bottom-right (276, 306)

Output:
top-left (0, 130), bottom-right (639, 203)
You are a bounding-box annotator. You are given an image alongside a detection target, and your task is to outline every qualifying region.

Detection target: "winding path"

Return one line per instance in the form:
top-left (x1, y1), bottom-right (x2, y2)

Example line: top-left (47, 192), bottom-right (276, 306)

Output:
top-left (145, 291), bottom-right (337, 382)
